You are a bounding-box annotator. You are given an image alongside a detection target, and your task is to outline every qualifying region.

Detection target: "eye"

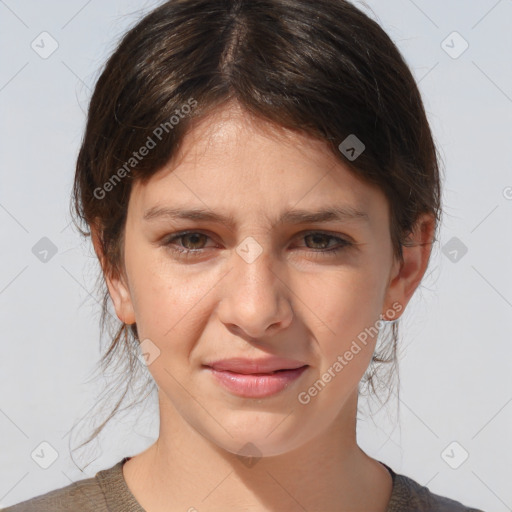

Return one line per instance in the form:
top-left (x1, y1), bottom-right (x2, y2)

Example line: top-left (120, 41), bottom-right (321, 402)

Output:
top-left (296, 231), bottom-right (353, 258)
top-left (301, 232), bottom-right (351, 252)
top-left (163, 231), bottom-right (213, 255)
top-left (161, 230), bottom-right (353, 261)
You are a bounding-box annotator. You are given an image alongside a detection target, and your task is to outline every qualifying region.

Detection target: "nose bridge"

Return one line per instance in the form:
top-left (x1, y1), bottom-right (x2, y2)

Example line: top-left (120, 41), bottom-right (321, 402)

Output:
top-left (218, 236), bottom-right (292, 337)
top-left (233, 237), bottom-right (279, 302)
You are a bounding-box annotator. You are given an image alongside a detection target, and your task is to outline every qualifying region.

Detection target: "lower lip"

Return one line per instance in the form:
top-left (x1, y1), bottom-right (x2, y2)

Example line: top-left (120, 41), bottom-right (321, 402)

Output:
top-left (207, 366), bottom-right (309, 398)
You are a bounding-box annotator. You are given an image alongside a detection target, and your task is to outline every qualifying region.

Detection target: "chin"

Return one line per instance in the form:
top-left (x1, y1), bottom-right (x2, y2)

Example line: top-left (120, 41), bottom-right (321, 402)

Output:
top-left (203, 415), bottom-right (311, 459)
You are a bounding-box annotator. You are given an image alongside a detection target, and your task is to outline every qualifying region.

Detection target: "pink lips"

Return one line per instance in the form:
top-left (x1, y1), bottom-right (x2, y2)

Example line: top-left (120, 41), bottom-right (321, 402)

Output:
top-left (204, 357), bottom-right (309, 398)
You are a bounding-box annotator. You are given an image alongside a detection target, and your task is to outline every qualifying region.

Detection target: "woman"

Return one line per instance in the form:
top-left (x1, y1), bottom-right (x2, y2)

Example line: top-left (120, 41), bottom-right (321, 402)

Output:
top-left (3, 0), bottom-right (485, 510)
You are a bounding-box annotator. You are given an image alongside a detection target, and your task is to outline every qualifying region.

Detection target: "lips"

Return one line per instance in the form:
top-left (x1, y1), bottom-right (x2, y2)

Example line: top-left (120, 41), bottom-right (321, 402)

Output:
top-left (205, 356), bottom-right (308, 374)
top-left (205, 359), bottom-right (309, 398)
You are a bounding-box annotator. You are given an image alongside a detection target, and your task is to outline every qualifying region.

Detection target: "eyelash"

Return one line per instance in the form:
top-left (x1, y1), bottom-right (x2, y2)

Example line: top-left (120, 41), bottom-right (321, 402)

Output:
top-left (162, 230), bottom-right (353, 260)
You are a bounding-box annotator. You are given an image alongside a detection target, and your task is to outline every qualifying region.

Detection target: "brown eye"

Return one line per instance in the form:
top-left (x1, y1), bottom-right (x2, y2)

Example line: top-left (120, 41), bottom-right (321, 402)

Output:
top-left (165, 232), bottom-right (210, 251)
top-left (176, 233), bottom-right (208, 250)
top-left (302, 232), bottom-right (351, 251)
top-left (304, 233), bottom-right (334, 250)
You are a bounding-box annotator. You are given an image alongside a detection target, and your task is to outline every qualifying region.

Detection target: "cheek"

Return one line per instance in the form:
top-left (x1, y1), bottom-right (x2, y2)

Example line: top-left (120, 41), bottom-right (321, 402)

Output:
top-left (125, 247), bottom-right (218, 341)
top-left (308, 264), bottom-right (384, 328)
top-left (306, 267), bottom-right (384, 368)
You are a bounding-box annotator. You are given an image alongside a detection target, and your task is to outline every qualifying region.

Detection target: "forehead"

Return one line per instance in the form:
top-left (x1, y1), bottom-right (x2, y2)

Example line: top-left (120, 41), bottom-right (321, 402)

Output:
top-left (128, 103), bottom-right (388, 226)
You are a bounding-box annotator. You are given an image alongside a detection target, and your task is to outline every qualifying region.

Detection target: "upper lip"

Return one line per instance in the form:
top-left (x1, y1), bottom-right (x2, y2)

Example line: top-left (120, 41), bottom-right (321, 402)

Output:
top-left (205, 357), bottom-right (308, 374)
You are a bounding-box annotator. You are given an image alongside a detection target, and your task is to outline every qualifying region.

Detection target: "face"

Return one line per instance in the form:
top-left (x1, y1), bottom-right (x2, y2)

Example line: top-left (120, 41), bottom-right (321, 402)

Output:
top-left (99, 102), bottom-right (426, 458)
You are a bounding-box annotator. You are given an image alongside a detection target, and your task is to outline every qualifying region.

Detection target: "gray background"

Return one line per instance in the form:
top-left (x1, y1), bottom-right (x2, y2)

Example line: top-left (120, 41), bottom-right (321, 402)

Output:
top-left (0, 0), bottom-right (511, 510)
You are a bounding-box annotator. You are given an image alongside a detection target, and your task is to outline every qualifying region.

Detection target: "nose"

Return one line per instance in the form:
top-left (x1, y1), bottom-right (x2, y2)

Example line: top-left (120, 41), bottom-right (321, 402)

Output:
top-left (216, 246), bottom-right (293, 341)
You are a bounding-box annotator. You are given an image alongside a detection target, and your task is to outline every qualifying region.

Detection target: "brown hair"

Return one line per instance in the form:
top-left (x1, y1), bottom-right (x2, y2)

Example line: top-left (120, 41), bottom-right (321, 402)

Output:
top-left (69, 0), bottom-right (442, 462)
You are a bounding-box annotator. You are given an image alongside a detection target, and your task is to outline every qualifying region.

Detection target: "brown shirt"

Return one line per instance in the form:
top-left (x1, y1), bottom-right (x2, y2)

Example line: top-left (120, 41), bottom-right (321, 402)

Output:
top-left (1, 457), bottom-right (485, 511)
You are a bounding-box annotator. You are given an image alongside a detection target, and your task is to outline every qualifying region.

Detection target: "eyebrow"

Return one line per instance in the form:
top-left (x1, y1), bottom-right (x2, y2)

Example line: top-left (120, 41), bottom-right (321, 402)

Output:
top-left (143, 205), bottom-right (370, 229)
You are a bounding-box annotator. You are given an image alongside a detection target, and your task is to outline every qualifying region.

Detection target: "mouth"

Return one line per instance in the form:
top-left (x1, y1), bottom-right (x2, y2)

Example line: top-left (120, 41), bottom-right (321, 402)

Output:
top-left (204, 364), bottom-right (309, 398)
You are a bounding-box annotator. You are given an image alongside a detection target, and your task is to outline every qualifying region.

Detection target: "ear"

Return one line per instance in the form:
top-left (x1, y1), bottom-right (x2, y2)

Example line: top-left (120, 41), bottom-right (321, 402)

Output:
top-left (90, 222), bottom-right (136, 325)
top-left (382, 213), bottom-right (436, 320)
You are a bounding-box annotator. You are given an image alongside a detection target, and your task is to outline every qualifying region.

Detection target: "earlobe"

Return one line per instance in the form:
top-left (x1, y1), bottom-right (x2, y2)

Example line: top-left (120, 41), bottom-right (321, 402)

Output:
top-left (90, 222), bottom-right (136, 325)
top-left (382, 213), bottom-right (435, 320)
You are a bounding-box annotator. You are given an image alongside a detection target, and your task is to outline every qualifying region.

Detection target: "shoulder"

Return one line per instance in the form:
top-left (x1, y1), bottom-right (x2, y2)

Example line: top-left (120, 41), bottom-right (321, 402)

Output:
top-left (0, 461), bottom-right (123, 512)
top-left (386, 464), bottom-right (486, 512)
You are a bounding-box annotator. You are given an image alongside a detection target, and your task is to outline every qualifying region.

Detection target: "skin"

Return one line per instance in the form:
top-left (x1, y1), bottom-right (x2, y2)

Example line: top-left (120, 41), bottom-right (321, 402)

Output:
top-left (92, 101), bottom-right (435, 512)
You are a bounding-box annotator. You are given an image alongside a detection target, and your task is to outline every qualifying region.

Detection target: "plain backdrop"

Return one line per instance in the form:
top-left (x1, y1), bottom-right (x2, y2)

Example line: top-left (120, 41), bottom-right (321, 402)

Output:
top-left (0, 0), bottom-right (511, 510)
